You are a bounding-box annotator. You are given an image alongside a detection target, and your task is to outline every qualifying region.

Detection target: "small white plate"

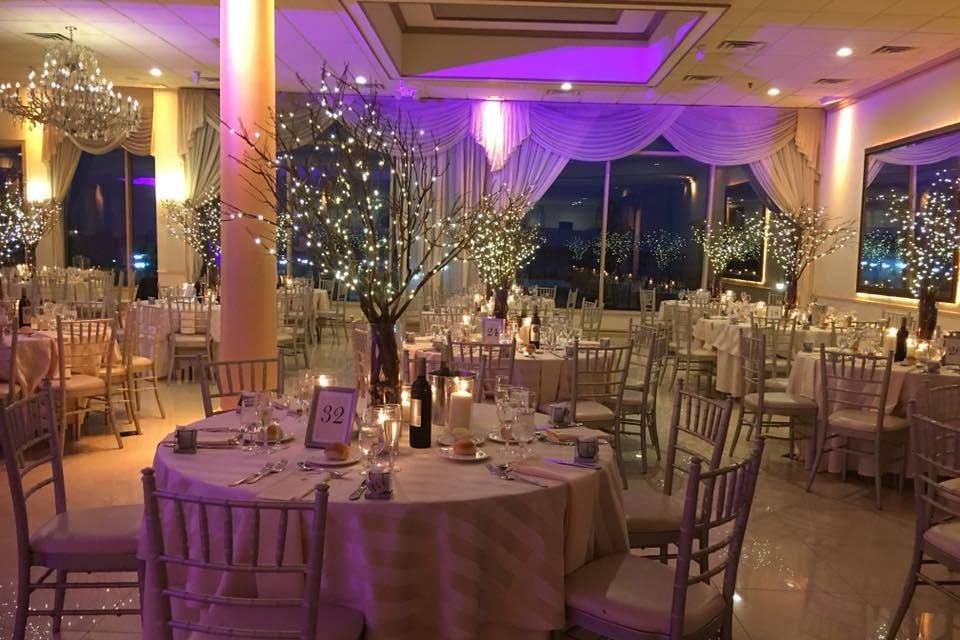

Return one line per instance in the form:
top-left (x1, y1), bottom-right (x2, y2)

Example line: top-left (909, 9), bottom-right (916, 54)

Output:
top-left (486, 431), bottom-right (534, 444)
top-left (304, 454), bottom-right (361, 467)
top-left (437, 446), bottom-right (490, 462)
top-left (437, 433), bottom-right (486, 447)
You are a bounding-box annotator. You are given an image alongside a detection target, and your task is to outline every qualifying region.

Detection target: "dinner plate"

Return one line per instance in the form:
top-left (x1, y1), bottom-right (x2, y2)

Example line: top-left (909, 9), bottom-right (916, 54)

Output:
top-left (241, 432), bottom-right (296, 446)
top-left (303, 454), bottom-right (361, 467)
top-left (486, 431), bottom-right (534, 444)
top-left (437, 446), bottom-right (490, 462)
top-left (437, 433), bottom-right (486, 447)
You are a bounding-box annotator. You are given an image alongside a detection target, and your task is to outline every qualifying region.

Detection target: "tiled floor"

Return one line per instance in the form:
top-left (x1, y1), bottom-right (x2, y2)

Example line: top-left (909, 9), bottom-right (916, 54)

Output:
top-left (0, 340), bottom-right (956, 639)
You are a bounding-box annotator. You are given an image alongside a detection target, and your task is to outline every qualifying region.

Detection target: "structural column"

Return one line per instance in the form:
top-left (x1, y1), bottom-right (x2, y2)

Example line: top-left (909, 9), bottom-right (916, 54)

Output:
top-left (219, 0), bottom-right (277, 362)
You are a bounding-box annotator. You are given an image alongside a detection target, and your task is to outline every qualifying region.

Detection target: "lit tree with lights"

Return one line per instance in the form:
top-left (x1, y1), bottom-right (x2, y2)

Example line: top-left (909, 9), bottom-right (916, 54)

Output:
top-left (887, 175), bottom-right (960, 339)
top-left (767, 207), bottom-right (856, 311)
top-left (640, 229), bottom-right (686, 273)
top-left (567, 236), bottom-right (590, 265)
top-left (229, 67), bottom-right (511, 402)
top-left (592, 231), bottom-right (634, 270)
top-left (0, 180), bottom-right (61, 268)
top-left (694, 216), bottom-right (766, 296)
top-left (466, 192), bottom-right (542, 319)
top-left (161, 189), bottom-right (221, 285)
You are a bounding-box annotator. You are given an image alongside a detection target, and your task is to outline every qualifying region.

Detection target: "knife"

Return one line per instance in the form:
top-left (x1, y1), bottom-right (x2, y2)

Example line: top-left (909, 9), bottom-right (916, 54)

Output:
top-left (348, 479), bottom-right (368, 501)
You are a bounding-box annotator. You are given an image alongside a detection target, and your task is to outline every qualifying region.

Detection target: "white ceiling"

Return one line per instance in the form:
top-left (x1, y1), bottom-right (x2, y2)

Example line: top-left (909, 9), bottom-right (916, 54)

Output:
top-left (0, 0), bottom-right (955, 107)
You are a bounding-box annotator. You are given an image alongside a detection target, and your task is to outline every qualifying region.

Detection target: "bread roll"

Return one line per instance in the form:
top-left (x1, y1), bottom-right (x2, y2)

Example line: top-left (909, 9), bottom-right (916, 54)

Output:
top-left (324, 441), bottom-right (351, 461)
top-left (452, 439), bottom-right (476, 456)
top-left (265, 422), bottom-right (284, 442)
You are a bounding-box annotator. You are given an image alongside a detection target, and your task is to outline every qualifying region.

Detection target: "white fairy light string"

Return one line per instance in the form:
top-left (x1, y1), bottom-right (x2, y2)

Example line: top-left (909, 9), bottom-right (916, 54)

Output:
top-left (0, 180), bottom-right (60, 265)
top-left (694, 215), bottom-right (765, 291)
top-left (160, 189), bottom-right (221, 275)
top-left (467, 191), bottom-right (542, 291)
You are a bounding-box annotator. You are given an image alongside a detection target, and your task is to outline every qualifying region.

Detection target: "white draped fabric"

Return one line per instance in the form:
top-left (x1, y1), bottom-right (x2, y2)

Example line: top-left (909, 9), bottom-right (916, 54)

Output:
top-left (184, 122), bottom-right (220, 203)
top-left (178, 88), bottom-right (219, 158)
top-left (866, 129), bottom-right (960, 186)
top-left (749, 141), bottom-right (818, 212)
top-left (665, 107), bottom-right (798, 166)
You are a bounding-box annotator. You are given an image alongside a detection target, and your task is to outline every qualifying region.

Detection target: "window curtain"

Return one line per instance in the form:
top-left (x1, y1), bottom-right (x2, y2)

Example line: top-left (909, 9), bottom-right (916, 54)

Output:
top-left (866, 129), bottom-right (960, 186)
top-left (184, 122), bottom-right (220, 204)
top-left (178, 88), bottom-right (219, 158)
top-left (749, 141), bottom-right (819, 212)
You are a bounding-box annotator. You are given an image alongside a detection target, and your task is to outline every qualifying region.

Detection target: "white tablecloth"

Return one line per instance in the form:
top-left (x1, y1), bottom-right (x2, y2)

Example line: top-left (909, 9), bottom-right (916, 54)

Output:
top-left (0, 332), bottom-right (55, 393)
top-left (694, 318), bottom-right (834, 397)
top-left (141, 404), bottom-right (628, 639)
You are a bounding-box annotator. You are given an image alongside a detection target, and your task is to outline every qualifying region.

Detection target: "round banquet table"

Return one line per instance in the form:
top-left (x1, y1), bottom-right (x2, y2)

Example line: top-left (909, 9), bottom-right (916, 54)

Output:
top-left (141, 403), bottom-right (628, 640)
top-left (404, 337), bottom-right (573, 405)
top-left (0, 330), bottom-right (56, 393)
top-left (786, 350), bottom-right (960, 476)
top-left (693, 317), bottom-right (835, 397)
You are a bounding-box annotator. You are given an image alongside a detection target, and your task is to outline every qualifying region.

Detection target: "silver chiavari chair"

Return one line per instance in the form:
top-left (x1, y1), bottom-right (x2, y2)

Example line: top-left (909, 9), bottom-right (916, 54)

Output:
top-left (805, 346), bottom-right (908, 509)
top-left (196, 355), bottom-right (284, 417)
top-left (1, 388), bottom-right (142, 640)
top-left (447, 337), bottom-right (517, 399)
top-left (580, 299), bottom-right (602, 341)
top-left (565, 438), bottom-right (765, 640)
top-left (617, 323), bottom-right (668, 474)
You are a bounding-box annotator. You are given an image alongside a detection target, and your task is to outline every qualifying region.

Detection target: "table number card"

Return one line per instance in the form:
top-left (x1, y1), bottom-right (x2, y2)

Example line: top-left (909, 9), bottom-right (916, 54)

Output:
top-left (482, 317), bottom-right (504, 344)
top-left (944, 333), bottom-right (960, 365)
top-left (305, 386), bottom-right (356, 448)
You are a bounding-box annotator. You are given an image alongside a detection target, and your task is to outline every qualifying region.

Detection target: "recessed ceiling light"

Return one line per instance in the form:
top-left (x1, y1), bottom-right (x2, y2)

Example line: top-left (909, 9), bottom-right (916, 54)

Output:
top-left (355, 75), bottom-right (368, 85)
top-left (836, 46), bottom-right (853, 57)
top-left (560, 81), bottom-right (573, 91)
top-left (149, 67), bottom-right (162, 77)
top-left (767, 87), bottom-right (780, 96)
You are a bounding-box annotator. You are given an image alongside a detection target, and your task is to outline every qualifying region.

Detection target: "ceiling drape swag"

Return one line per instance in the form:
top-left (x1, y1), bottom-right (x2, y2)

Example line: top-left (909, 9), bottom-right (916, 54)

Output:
top-left (749, 141), bottom-right (818, 213)
top-left (865, 130), bottom-right (960, 186)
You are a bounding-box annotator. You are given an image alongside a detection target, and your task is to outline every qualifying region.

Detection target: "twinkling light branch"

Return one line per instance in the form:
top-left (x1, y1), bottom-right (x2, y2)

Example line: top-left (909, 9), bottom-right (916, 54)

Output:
top-left (640, 229), bottom-right (686, 271)
top-left (694, 215), bottom-right (765, 275)
top-left (566, 236), bottom-right (590, 264)
top-left (227, 65), bottom-right (513, 325)
top-left (160, 189), bottom-right (221, 272)
top-left (889, 174), bottom-right (960, 298)
top-left (592, 231), bottom-right (634, 268)
top-left (467, 192), bottom-right (542, 290)
top-left (767, 207), bottom-right (855, 292)
top-left (0, 179), bottom-right (60, 264)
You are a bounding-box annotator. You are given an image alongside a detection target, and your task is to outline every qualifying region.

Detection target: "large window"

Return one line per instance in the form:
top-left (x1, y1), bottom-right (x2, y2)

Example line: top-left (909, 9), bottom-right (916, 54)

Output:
top-left (605, 155), bottom-right (708, 309)
top-left (520, 161), bottom-right (605, 306)
top-left (66, 149), bottom-right (157, 273)
top-left (857, 126), bottom-right (960, 299)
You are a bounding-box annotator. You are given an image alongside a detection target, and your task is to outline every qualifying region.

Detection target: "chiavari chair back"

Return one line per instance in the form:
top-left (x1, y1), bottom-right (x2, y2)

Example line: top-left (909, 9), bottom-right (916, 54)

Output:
top-left (580, 299), bottom-right (602, 340)
top-left (767, 291), bottom-right (786, 307)
top-left (566, 288), bottom-right (578, 309)
top-left (141, 470), bottom-right (364, 640)
top-left (881, 308), bottom-right (916, 331)
top-left (637, 288), bottom-right (657, 326)
top-left (196, 355), bottom-right (283, 417)
top-left (619, 324), bottom-right (668, 473)
top-left (165, 297), bottom-right (213, 380)
top-left (447, 338), bottom-right (517, 398)
top-left (922, 382), bottom-right (960, 424)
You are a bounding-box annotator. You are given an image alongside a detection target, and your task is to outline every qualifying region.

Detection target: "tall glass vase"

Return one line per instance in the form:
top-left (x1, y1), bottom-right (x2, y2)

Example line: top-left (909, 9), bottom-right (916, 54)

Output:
top-left (917, 289), bottom-right (938, 341)
top-left (369, 321), bottom-right (401, 404)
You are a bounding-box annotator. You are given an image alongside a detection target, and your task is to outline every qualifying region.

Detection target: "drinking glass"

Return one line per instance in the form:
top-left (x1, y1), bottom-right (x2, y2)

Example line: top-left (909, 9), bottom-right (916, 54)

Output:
top-left (359, 407), bottom-right (386, 473)
top-left (238, 391), bottom-right (258, 452)
top-left (510, 388), bottom-right (537, 459)
top-left (379, 404), bottom-right (402, 472)
top-left (495, 392), bottom-right (517, 455)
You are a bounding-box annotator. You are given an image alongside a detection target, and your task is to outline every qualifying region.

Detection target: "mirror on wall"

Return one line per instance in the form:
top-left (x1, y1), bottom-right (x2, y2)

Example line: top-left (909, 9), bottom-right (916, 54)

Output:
top-left (857, 124), bottom-right (960, 300)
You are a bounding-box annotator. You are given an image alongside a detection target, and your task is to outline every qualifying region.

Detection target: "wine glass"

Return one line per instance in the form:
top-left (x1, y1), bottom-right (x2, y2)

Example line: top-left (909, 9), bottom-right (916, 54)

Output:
top-left (510, 388), bottom-right (537, 459)
top-left (495, 390), bottom-right (517, 455)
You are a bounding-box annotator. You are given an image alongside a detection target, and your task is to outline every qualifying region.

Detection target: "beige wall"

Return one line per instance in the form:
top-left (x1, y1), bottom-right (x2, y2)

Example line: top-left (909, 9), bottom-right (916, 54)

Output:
top-left (815, 56), bottom-right (960, 327)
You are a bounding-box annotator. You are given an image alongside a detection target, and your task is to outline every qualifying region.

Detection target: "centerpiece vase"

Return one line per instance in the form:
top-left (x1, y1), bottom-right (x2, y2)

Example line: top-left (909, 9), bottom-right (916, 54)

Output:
top-left (917, 289), bottom-right (938, 340)
top-left (493, 287), bottom-right (509, 320)
top-left (369, 320), bottom-right (401, 404)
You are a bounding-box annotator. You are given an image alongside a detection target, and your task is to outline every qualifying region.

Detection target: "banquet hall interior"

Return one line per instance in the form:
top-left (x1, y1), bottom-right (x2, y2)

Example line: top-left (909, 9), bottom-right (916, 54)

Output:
top-left (1, 0), bottom-right (960, 639)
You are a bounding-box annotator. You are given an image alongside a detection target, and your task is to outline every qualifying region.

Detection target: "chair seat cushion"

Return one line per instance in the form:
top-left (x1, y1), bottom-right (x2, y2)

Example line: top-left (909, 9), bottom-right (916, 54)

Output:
top-left (565, 553), bottom-right (724, 635)
top-left (130, 355), bottom-right (153, 370)
top-left (743, 392), bottom-right (818, 413)
top-left (172, 333), bottom-right (209, 346)
top-left (573, 400), bottom-right (616, 423)
top-left (923, 521), bottom-right (960, 561)
top-left (765, 377), bottom-right (789, 392)
top-left (622, 488), bottom-right (684, 533)
top-left (31, 504), bottom-right (141, 557)
top-left (49, 374), bottom-right (105, 394)
top-left (680, 347), bottom-right (714, 360)
top-left (828, 409), bottom-right (908, 432)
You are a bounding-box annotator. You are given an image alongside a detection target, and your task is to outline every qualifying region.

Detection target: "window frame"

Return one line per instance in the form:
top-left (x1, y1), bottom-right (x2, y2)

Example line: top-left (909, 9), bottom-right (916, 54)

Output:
top-left (856, 122), bottom-right (960, 300)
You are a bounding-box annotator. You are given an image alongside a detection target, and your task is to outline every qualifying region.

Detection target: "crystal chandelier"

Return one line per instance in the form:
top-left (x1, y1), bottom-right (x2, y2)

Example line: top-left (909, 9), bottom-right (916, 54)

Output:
top-left (0, 27), bottom-right (140, 141)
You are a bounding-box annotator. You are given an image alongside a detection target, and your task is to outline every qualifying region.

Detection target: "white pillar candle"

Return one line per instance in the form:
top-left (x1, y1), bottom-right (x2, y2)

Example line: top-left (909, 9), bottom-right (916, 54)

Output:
top-left (400, 388), bottom-right (411, 423)
top-left (882, 328), bottom-right (898, 354)
top-left (906, 337), bottom-right (918, 360)
top-left (447, 382), bottom-right (474, 432)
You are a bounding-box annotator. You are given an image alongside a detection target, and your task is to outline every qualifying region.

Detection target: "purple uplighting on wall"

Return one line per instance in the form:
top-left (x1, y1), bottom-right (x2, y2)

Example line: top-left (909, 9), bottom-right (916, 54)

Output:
top-left (132, 177), bottom-right (156, 187)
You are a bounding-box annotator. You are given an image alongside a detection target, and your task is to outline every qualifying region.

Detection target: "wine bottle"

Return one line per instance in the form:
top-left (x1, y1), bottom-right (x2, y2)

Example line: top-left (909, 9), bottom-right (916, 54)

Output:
top-left (436, 344), bottom-right (452, 377)
top-left (18, 289), bottom-right (29, 328)
top-left (894, 317), bottom-right (908, 362)
top-left (409, 357), bottom-right (432, 448)
top-left (530, 306), bottom-right (541, 348)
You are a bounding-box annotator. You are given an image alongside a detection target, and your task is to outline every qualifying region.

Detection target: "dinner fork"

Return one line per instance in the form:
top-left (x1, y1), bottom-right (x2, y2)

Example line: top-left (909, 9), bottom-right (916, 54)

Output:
top-left (485, 463), bottom-right (549, 488)
top-left (230, 462), bottom-right (273, 486)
